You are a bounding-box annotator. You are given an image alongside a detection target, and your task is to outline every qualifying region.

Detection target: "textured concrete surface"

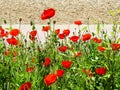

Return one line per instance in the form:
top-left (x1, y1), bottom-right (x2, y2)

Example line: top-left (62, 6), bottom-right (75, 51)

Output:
top-left (0, 0), bottom-right (120, 24)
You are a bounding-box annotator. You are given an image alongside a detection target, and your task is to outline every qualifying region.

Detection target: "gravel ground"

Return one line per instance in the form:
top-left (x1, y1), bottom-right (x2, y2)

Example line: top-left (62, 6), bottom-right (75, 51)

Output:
top-left (0, 0), bottom-right (120, 24)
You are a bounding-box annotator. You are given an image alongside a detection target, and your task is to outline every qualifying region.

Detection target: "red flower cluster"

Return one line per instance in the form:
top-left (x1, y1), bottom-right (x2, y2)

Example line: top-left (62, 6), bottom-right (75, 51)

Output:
top-left (41, 8), bottom-right (55, 20)
top-left (30, 30), bottom-right (37, 37)
top-left (74, 20), bottom-right (82, 25)
top-left (6, 37), bottom-right (18, 45)
top-left (19, 82), bottom-right (32, 90)
top-left (0, 27), bottom-right (8, 37)
top-left (26, 66), bottom-right (35, 73)
top-left (10, 29), bottom-right (20, 36)
top-left (57, 29), bottom-right (70, 39)
top-left (4, 49), bottom-right (18, 57)
top-left (95, 67), bottom-right (107, 75)
top-left (93, 37), bottom-right (102, 43)
top-left (82, 33), bottom-right (91, 41)
top-left (58, 46), bottom-right (67, 52)
top-left (29, 30), bottom-right (37, 41)
top-left (83, 68), bottom-right (93, 77)
top-left (6, 28), bottom-right (21, 45)
top-left (58, 33), bottom-right (65, 39)
top-left (42, 26), bottom-right (50, 32)
top-left (55, 29), bottom-right (60, 35)
top-left (62, 60), bottom-right (72, 69)
top-left (56, 69), bottom-right (64, 77)
top-left (111, 43), bottom-right (120, 50)
top-left (44, 69), bottom-right (65, 86)
top-left (63, 29), bottom-right (70, 36)
top-left (4, 49), bottom-right (10, 56)
top-left (0, 27), bottom-right (5, 37)
top-left (43, 57), bottom-right (51, 67)
top-left (70, 36), bottom-right (79, 42)
top-left (13, 50), bottom-right (18, 57)
top-left (98, 46), bottom-right (105, 52)
top-left (74, 52), bottom-right (82, 57)
top-left (44, 74), bottom-right (57, 86)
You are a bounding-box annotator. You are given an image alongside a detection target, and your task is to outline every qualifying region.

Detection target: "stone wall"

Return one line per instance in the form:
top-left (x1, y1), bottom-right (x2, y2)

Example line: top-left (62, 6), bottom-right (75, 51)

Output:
top-left (0, 0), bottom-right (120, 24)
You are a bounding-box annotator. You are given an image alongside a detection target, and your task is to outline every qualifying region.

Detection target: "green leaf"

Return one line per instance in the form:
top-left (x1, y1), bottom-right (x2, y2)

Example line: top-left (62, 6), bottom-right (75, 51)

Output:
top-left (96, 23), bottom-right (100, 35)
top-left (118, 29), bottom-right (120, 33)
top-left (111, 31), bottom-right (115, 37)
top-left (81, 26), bottom-right (87, 31)
top-left (5, 26), bottom-right (13, 30)
top-left (55, 65), bottom-right (58, 70)
top-left (101, 21), bottom-right (105, 28)
top-left (117, 38), bottom-right (120, 43)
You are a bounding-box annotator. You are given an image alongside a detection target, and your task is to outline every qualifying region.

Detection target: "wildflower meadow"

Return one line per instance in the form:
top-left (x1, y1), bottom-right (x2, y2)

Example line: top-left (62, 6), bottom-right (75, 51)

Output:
top-left (0, 8), bottom-right (120, 90)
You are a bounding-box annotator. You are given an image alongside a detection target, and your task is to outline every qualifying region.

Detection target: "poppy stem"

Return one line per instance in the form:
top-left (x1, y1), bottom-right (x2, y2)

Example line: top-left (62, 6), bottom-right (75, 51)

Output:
top-left (111, 51), bottom-right (116, 89)
top-left (84, 79), bottom-right (87, 90)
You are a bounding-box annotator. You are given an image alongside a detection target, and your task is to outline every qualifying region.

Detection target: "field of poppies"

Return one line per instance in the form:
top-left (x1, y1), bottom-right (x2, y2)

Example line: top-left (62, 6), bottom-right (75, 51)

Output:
top-left (0, 8), bottom-right (120, 90)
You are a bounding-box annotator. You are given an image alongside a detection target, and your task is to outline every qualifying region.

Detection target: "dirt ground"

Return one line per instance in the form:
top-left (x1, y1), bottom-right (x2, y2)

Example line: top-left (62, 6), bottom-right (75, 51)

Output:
top-left (0, 0), bottom-right (120, 24)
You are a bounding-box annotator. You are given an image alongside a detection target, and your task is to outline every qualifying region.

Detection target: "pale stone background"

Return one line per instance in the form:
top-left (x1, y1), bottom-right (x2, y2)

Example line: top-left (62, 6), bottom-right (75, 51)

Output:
top-left (0, 0), bottom-right (120, 24)
top-left (2, 24), bottom-right (120, 44)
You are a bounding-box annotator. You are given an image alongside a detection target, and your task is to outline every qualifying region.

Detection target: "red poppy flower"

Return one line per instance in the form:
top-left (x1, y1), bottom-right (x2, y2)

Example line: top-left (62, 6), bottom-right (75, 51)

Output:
top-left (44, 74), bottom-right (57, 86)
top-left (70, 36), bottom-right (79, 42)
top-left (29, 36), bottom-right (35, 41)
top-left (74, 52), bottom-right (82, 57)
top-left (56, 69), bottom-right (64, 77)
top-left (42, 26), bottom-right (50, 32)
top-left (3, 31), bottom-right (9, 37)
top-left (19, 82), bottom-right (32, 90)
top-left (0, 27), bottom-right (9, 37)
top-left (88, 70), bottom-right (93, 77)
top-left (95, 67), bottom-right (107, 75)
top-left (111, 43), bottom-right (120, 50)
top-left (13, 51), bottom-right (18, 57)
top-left (98, 46), bottom-right (105, 52)
top-left (58, 33), bottom-right (65, 39)
top-left (74, 20), bottom-right (82, 25)
top-left (41, 8), bottom-right (55, 20)
top-left (0, 27), bottom-right (5, 37)
top-left (4, 49), bottom-right (10, 56)
top-left (58, 46), bottom-right (67, 52)
top-left (55, 29), bottom-right (60, 35)
top-left (43, 57), bottom-right (51, 67)
top-left (63, 29), bottom-right (70, 36)
top-left (82, 33), bottom-right (91, 41)
top-left (30, 30), bottom-right (37, 37)
top-left (10, 29), bottom-right (20, 36)
top-left (6, 37), bottom-right (18, 45)
top-left (92, 37), bottom-right (102, 43)
top-left (62, 60), bottom-right (72, 69)
top-left (82, 68), bottom-right (93, 77)
top-left (0, 26), bottom-right (4, 34)
top-left (82, 68), bottom-right (87, 74)
top-left (26, 66), bottom-right (35, 73)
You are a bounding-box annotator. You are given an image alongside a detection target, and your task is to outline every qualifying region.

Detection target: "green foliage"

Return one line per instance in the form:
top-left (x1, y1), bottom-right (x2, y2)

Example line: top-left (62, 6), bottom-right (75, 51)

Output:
top-left (0, 14), bottom-right (120, 90)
